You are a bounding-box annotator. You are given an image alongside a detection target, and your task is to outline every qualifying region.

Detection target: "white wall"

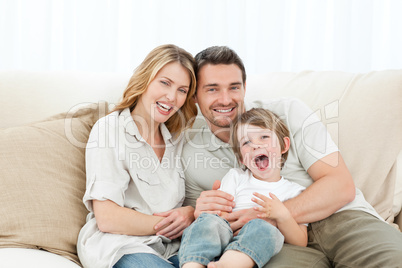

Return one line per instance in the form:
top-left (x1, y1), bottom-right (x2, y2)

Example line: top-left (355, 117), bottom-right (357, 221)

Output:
top-left (0, 0), bottom-right (401, 75)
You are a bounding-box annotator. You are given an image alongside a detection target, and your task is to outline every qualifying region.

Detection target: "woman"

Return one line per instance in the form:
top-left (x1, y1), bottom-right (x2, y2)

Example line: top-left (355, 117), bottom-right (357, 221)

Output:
top-left (77, 44), bottom-right (198, 268)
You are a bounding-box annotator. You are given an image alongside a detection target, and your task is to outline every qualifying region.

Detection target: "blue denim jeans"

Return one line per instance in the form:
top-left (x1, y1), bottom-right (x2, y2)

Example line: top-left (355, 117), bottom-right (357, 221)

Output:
top-left (179, 213), bottom-right (284, 268)
top-left (113, 253), bottom-right (179, 268)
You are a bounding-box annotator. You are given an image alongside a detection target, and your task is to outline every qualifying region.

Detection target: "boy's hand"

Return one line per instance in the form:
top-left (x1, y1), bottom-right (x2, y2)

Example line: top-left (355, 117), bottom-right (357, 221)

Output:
top-left (252, 192), bottom-right (292, 222)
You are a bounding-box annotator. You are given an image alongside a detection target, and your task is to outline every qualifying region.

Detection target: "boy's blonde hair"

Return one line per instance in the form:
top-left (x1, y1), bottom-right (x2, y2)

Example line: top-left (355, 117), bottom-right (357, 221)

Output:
top-left (230, 108), bottom-right (290, 167)
top-left (112, 44), bottom-right (197, 135)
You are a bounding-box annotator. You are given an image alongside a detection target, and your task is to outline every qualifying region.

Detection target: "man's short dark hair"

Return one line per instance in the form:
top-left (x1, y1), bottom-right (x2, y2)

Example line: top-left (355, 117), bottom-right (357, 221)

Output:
top-left (194, 46), bottom-right (246, 84)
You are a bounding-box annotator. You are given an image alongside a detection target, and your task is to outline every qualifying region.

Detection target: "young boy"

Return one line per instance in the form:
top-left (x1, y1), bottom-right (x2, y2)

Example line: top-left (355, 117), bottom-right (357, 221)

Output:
top-left (179, 108), bottom-right (308, 268)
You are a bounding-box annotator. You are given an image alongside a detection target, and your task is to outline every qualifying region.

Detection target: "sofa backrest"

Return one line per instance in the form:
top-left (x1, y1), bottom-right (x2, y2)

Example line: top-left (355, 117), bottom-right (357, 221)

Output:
top-left (1, 69), bottom-right (401, 230)
top-left (0, 71), bottom-right (129, 128)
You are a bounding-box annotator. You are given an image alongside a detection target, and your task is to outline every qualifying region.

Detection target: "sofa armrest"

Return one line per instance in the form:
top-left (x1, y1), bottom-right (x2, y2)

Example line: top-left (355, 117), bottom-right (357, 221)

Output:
top-left (0, 248), bottom-right (81, 268)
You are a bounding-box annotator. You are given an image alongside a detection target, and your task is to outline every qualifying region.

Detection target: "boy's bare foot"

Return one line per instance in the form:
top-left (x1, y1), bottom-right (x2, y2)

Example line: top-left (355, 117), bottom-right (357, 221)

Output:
top-left (207, 250), bottom-right (255, 268)
top-left (182, 262), bottom-right (205, 268)
top-left (207, 261), bottom-right (219, 268)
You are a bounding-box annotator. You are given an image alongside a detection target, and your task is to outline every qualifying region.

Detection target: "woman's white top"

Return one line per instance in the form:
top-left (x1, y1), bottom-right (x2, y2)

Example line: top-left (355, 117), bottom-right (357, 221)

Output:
top-left (77, 108), bottom-right (186, 268)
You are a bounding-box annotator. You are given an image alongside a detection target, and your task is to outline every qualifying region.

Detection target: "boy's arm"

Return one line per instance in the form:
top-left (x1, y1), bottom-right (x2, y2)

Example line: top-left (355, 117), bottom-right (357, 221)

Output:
top-left (276, 216), bottom-right (308, 247)
top-left (252, 192), bottom-right (307, 247)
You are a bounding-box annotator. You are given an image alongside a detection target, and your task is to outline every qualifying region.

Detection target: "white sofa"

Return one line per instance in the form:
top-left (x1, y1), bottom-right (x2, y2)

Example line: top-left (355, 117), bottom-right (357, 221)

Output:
top-left (1, 70), bottom-right (401, 267)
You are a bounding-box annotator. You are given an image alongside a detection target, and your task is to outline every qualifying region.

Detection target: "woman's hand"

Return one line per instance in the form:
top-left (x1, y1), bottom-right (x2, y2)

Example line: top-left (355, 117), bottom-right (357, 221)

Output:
top-left (153, 206), bottom-right (195, 240)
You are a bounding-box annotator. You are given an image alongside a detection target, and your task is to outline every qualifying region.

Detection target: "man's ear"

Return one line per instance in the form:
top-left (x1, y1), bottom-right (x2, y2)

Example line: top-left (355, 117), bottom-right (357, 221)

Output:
top-left (282, 137), bottom-right (290, 154)
top-left (193, 94), bottom-right (198, 104)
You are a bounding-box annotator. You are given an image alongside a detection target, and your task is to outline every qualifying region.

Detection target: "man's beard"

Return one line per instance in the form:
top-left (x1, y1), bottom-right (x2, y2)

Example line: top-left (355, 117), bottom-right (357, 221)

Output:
top-left (208, 111), bottom-right (242, 129)
top-left (210, 116), bottom-right (232, 128)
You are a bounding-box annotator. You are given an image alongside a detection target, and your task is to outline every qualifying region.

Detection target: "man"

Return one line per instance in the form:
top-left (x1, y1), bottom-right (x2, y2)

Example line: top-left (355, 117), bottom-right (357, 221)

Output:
top-left (182, 46), bottom-right (402, 267)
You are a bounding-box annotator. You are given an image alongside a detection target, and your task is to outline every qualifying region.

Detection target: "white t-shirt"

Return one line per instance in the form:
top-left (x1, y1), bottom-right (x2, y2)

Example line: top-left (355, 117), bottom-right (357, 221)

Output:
top-left (219, 168), bottom-right (306, 212)
top-left (77, 108), bottom-right (186, 268)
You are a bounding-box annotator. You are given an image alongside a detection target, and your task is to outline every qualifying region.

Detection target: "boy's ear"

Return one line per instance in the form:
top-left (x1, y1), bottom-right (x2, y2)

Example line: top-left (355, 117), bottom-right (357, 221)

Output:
top-left (282, 137), bottom-right (290, 154)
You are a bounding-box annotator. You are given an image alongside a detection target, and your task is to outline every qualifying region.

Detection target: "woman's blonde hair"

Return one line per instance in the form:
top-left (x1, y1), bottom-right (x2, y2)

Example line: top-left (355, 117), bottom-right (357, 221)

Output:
top-left (112, 44), bottom-right (197, 134)
top-left (230, 108), bottom-right (290, 168)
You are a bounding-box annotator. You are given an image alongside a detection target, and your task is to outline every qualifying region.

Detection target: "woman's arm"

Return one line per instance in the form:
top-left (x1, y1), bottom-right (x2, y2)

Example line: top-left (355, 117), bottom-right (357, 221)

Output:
top-left (153, 206), bottom-right (195, 239)
top-left (94, 200), bottom-right (195, 239)
top-left (93, 199), bottom-right (165, 236)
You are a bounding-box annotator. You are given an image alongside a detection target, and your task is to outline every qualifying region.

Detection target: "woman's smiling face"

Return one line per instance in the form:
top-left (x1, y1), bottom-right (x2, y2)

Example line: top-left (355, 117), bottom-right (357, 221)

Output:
top-left (134, 61), bottom-right (190, 126)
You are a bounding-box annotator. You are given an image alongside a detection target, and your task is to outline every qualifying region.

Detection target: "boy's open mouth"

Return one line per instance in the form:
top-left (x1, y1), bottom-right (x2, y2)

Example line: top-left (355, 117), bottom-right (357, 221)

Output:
top-left (254, 154), bottom-right (269, 170)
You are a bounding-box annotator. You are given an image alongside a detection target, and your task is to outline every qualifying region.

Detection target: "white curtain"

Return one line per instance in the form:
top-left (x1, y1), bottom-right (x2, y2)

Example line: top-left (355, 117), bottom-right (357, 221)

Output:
top-left (1, 0), bottom-right (401, 75)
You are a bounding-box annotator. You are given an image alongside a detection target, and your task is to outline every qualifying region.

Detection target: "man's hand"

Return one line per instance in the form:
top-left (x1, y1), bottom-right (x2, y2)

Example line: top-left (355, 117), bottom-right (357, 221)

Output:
top-left (194, 180), bottom-right (235, 219)
top-left (153, 206), bottom-right (195, 240)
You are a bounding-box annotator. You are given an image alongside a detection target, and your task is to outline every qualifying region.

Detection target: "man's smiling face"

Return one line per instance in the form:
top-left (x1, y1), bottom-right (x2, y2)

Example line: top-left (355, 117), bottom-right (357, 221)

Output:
top-left (195, 63), bottom-right (246, 134)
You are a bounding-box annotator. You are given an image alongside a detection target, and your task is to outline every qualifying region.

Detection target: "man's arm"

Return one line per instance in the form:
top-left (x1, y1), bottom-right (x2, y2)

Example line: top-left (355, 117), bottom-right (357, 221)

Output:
top-left (224, 152), bottom-right (355, 232)
top-left (283, 151), bottom-right (355, 224)
top-left (195, 99), bottom-right (356, 229)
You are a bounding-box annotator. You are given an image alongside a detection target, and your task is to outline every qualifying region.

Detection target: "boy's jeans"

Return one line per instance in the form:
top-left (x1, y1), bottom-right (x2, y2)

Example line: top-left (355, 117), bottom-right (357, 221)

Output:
top-left (179, 213), bottom-right (284, 268)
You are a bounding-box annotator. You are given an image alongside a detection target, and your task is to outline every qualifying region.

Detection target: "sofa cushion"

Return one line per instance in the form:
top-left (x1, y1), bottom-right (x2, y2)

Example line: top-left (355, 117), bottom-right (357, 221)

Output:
top-left (0, 102), bottom-right (108, 264)
top-left (0, 248), bottom-right (80, 268)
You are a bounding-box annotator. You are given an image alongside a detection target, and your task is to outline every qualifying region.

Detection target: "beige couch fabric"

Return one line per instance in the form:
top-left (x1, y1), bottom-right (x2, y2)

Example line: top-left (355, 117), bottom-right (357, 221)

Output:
top-left (0, 103), bottom-right (108, 264)
top-left (0, 70), bottom-right (400, 266)
top-left (0, 70), bottom-right (127, 128)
